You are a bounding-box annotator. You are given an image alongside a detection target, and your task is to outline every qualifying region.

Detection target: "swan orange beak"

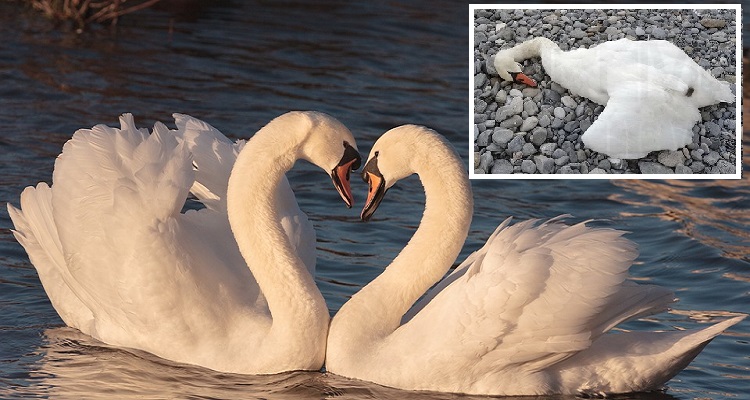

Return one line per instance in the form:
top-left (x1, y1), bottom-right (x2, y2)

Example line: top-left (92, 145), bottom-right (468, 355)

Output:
top-left (361, 157), bottom-right (386, 222)
top-left (330, 141), bottom-right (361, 209)
top-left (511, 72), bottom-right (537, 87)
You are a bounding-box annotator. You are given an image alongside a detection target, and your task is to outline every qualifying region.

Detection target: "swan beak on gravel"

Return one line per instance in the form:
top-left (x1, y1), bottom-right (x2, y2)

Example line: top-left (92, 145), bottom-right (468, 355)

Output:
top-left (510, 71), bottom-right (537, 87)
top-left (360, 156), bottom-right (386, 222)
top-left (331, 141), bottom-right (362, 209)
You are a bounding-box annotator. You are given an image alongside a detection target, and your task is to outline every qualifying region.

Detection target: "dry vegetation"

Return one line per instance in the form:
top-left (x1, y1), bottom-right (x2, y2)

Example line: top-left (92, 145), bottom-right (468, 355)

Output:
top-left (27, 0), bottom-right (161, 29)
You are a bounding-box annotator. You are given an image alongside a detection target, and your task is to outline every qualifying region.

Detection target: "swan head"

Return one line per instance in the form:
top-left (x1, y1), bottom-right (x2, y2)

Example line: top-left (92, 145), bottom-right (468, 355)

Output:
top-left (292, 111), bottom-right (362, 208)
top-left (493, 53), bottom-right (537, 87)
top-left (360, 125), bottom-right (454, 221)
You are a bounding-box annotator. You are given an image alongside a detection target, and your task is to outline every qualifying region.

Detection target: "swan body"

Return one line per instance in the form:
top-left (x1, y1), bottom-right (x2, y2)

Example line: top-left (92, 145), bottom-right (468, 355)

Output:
top-left (8, 112), bottom-right (361, 374)
top-left (493, 37), bottom-right (735, 159)
top-left (326, 125), bottom-right (745, 395)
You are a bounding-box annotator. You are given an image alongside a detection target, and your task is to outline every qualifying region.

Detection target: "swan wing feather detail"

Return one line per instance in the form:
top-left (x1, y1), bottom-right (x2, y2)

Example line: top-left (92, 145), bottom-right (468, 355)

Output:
top-left (392, 219), bottom-right (675, 378)
top-left (581, 81), bottom-right (700, 159)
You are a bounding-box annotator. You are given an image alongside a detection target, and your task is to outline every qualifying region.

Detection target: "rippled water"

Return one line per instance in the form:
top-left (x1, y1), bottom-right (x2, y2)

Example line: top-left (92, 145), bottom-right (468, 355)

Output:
top-left (0, 1), bottom-right (748, 399)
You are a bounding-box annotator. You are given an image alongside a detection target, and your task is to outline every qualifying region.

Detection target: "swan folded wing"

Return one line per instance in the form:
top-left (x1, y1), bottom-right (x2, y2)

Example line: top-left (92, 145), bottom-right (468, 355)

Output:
top-left (395, 219), bottom-right (673, 375)
top-left (581, 81), bottom-right (700, 159)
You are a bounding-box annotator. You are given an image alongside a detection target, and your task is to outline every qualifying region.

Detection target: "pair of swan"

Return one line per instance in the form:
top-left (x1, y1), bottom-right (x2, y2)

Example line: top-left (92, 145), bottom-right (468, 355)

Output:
top-left (9, 113), bottom-right (743, 395)
top-left (492, 37), bottom-right (735, 159)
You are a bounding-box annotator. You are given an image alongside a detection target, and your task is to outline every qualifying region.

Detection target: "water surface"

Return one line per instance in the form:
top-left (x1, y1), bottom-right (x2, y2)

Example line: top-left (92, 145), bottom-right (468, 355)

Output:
top-left (0, 1), bottom-right (748, 399)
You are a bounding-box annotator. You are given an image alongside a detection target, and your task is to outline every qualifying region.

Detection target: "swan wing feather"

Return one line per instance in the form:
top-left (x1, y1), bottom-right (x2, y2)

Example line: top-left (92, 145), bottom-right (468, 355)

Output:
top-left (581, 81), bottom-right (700, 159)
top-left (43, 114), bottom-right (252, 342)
top-left (394, 219), bottom-right (674, 376)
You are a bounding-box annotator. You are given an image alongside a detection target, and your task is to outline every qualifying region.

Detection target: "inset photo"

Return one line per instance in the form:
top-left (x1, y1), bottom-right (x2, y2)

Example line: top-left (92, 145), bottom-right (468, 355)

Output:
top-left (470, 5), bottom-right (740, 178)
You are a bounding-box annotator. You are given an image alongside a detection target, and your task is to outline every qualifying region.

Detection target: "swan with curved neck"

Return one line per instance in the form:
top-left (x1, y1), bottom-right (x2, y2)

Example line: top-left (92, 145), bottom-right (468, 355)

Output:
top-left (492, 37), bottom-right (735, 159)
top-left (326, 125), bottom-right (744, 395)
top-left (8, 111), bottom-right (361, 374)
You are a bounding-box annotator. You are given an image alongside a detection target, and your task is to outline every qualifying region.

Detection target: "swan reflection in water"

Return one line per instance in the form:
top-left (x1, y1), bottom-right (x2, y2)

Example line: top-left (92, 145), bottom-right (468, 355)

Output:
top-left (10, 327), bottom-right (683, 400)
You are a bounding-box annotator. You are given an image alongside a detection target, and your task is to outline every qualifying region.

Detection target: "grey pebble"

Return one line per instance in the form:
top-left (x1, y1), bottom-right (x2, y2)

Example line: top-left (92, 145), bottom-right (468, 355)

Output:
top-left (550, 82), bottom-right (566, 94)
top-left (492, 128), bottom-right (514, 146)
top-left (561, 96), bottom-right (577, 109)
top-left (522, 143), bottom-right (537, 156)
top-left (521, 159), bottom-right (537, 173)
top-left (476, 131), bottom-right (491, 147)
top-left (552, 148), bottom-right (567, 159)
top-left (652, 27), bottom-right (667, 39)
top-left (479, 152), bottom-right (493, 172)
top-left (523, 100), bottom-right (539, 116)
top-left (555, 155), bottom-right (570, 166)
top-left (491, 159), bottom-right (513, 174)
top-left (538, 114), bottom-right (551, 127)
top-left (543, 89), bottom-right (561, 105)
top-left (714, 160), bottom-right (735, 174)
top-left (486, 143), bottom-right (502, 152)
top-left (474, 74), bottom-right (487, 89)
top-left (577, 150), bottom-right (588, 163)
top-left (551, 118), bottom-right (565, 129)
top-left (589, 168), bottom-right (608, 174)
top-left (500, 115), bottom-right (523, 129)
top-left (495, 90), bottom-right (507, 104)
top-left (563, 121), bottom-right (579, 132)
top-left (534, 155), bottom-right (555, 174)
top-left (639, 161), bottom-right (674, 174)
top-left (703, 151), bottom-right (721, 166)
top-left (553, 107), bottom-right (566, 119)
top-left (507, 135), bottom-right (526, 153)
top-left (657, 150), bottom-right (686, 167)
top-left (540, 142), bottom-right (557, 156)
top-left (531, 128), bottom-right (547, 146)
top-left (520, 116), bottom-right (539, 132)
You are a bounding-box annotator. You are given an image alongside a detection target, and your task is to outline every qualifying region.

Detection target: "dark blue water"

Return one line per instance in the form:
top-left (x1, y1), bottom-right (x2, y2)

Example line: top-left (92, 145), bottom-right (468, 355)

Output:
top-left (0, 2), bottom-right (748, 399)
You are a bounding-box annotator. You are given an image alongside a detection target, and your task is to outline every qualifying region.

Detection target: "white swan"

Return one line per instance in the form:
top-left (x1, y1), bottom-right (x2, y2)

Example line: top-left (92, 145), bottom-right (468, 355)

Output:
top-left (8, 111), bottom-right (361, 374)
top-left (492, 37), bottom-right (735, 159)
top-left (326, 124), bottom-right (745, 396)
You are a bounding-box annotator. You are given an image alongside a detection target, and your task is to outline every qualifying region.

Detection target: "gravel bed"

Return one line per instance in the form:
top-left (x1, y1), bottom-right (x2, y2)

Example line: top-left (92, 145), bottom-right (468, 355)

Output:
top-left (472, 8), bottom-right (737, 175)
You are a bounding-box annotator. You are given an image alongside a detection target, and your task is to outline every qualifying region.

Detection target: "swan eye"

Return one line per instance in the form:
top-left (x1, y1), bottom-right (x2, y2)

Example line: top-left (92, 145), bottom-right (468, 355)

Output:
top-left (374, 151), bottom-right (379, 157)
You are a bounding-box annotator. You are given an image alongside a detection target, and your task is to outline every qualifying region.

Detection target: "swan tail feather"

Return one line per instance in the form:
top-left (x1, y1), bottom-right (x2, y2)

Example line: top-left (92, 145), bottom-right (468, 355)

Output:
top-left (7, 185), bottom-right (94, 330)
top-left (557, 316), bottom-right (746, 394)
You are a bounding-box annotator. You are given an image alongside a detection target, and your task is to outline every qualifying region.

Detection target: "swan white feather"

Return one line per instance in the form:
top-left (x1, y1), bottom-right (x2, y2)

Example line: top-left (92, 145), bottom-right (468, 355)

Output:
top-left (326, 125), bottom-right (745, 395)
top-left (8, 111), bottom-right (360, 374)
top-left (493, 37), bottom-right (735, 159)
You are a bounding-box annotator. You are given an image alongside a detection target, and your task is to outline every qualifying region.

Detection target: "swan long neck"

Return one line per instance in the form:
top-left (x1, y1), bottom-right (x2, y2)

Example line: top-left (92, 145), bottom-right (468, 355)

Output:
top-left (226, 116), bottom-right (327, 332)
top-left (507, 36), bottom-right (559, 62)
top-left (337, 134), bottom-right (473, 343)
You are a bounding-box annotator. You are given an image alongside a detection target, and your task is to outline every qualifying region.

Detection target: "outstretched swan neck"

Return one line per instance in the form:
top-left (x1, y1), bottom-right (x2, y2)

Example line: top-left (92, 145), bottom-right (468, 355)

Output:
top-left (227, 113), bottom-right (328, 338)
top-left (331, 126), bottom-right (472, 345)
top-left (506, 36), bottom-right (559, 61)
